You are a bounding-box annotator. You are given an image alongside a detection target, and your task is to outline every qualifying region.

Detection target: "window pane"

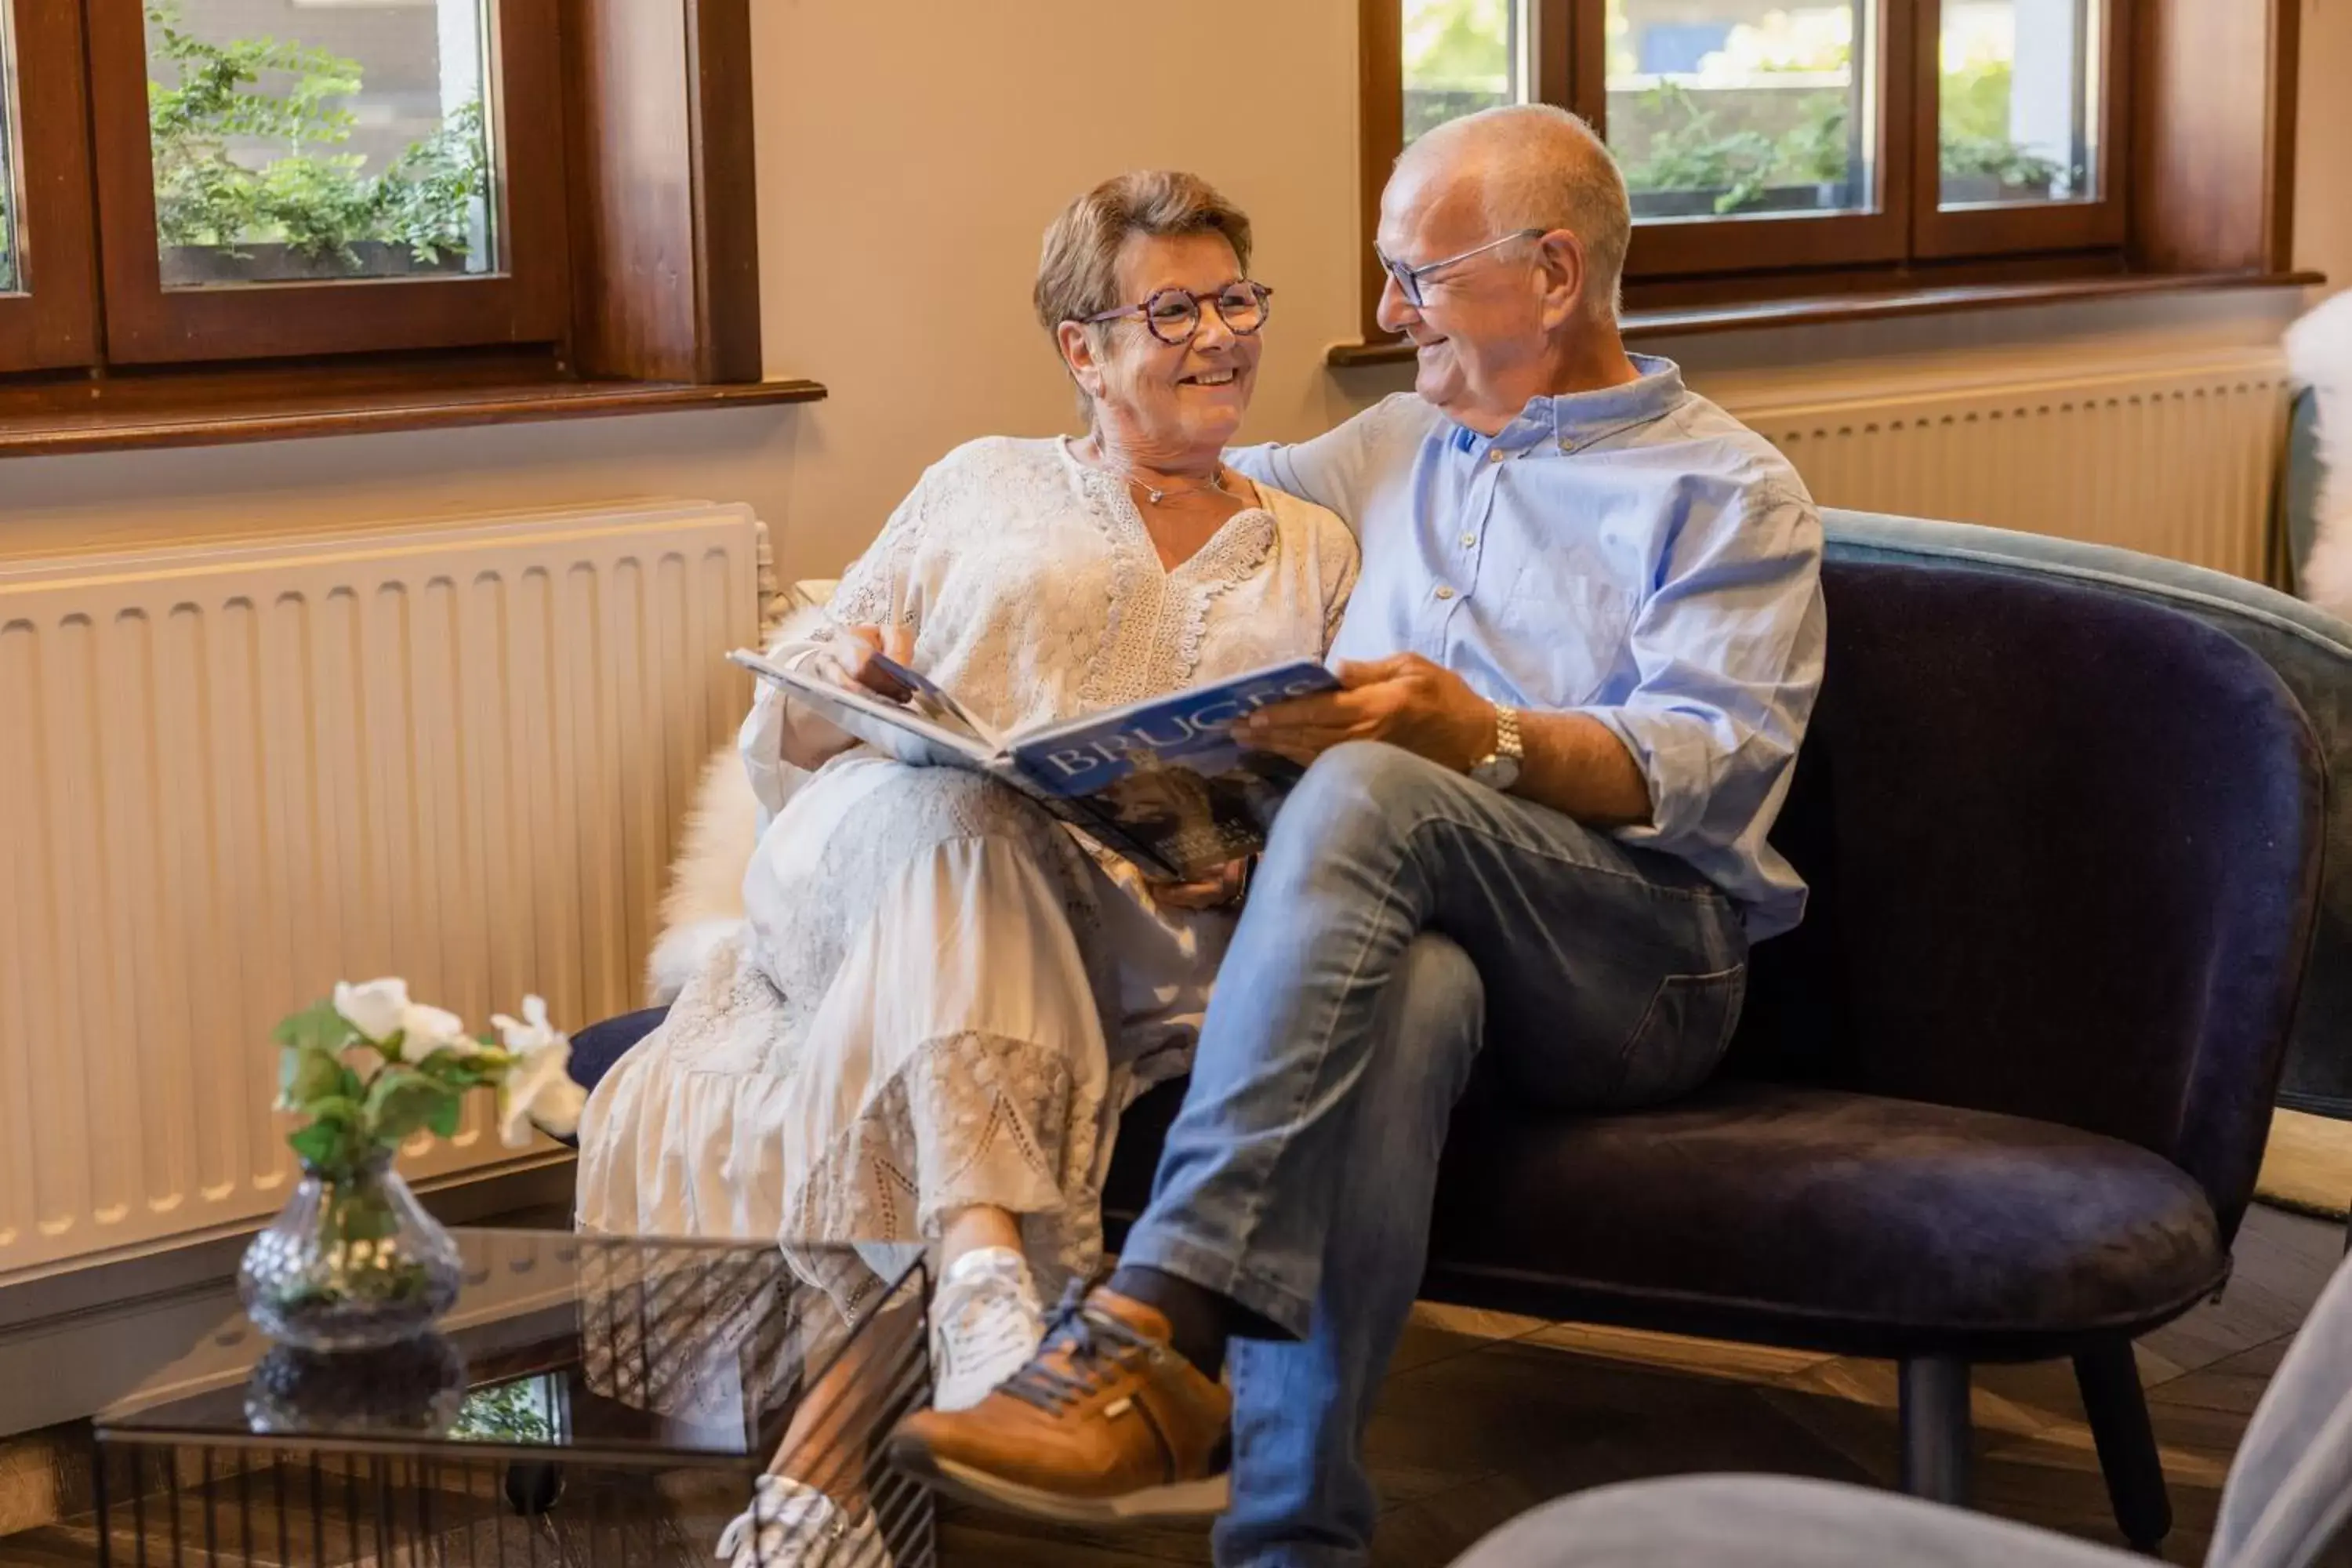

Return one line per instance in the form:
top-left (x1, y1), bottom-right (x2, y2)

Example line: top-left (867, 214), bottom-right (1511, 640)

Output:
top-left (1403, 0), bottom-right (1525, 145)
top-left (143, 0), bottom-right (498, 289)
top-left (1606, 1), bottom-right (1876, 223)
top-left (0, 3), bottom-right (19, 295)
top-left (1939, 0), bottom-right (2099, 207)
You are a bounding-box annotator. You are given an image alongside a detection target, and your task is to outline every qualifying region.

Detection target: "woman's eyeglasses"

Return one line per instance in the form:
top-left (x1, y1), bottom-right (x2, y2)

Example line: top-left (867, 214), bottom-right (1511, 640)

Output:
top-left (1377, 229), bottom-right (1546, 308)
top-left (1082, 281), bottom-right (1274, 346)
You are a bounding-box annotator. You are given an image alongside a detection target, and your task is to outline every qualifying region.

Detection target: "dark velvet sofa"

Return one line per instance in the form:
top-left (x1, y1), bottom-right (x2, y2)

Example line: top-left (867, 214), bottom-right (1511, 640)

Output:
top-left (569, 543), bottom-right (2328, 1553)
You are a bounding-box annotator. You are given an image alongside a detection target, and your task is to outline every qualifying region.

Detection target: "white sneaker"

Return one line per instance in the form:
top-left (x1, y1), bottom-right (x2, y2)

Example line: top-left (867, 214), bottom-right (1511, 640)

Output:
top-left (715, 1474), bottom-right (886, 1568)
top-left (928, 1247), bottom-right (1045, 1412)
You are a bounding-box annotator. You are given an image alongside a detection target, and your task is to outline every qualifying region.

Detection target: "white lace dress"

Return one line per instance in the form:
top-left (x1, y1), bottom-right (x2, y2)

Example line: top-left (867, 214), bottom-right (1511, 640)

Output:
top-left (575, 436), bottom-right (1358, 1315)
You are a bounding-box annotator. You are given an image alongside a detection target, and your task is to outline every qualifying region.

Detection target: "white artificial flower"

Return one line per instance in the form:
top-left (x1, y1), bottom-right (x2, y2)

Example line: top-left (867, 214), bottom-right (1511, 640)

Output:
top-left (492, 995), bottom-right (585, 1145)
top-left (333, 978), bottom-right (411, 1044)
top-left (498, 1041), bottom-right (587, 1146)
top-left (397, 1001), bottom-right (474, 1064)
top-left (489, 994), bottom-right (563, 1058)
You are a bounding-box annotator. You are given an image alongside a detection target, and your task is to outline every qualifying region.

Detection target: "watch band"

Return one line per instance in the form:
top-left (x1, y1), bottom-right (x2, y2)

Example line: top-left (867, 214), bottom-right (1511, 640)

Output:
top-left (1472, 703), bottom-right (1523, 789)
top-left (1494, 703), bottom-right (1523, 764)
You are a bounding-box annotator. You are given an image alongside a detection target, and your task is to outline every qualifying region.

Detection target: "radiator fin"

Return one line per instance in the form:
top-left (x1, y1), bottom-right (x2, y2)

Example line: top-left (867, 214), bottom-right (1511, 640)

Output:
top-left (0, 506), bottom-right (760, 1280)
top-left (1728, 358), bottom-right (2290, 580)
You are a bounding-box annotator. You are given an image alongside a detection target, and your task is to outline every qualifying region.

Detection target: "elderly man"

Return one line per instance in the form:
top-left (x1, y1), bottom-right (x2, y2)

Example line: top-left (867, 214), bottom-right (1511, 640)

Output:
top-left (890, 103), bottom-right (1828, 1563)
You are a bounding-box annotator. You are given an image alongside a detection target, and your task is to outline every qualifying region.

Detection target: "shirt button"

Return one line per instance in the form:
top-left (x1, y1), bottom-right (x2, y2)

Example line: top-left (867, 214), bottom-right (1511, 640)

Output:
top-left (1435, 585), bottom-right (1456, 601)
top-left (1459, 534), bottom-right (1477, 549)
top-left (1487, 448), bottom-right (1506, 463)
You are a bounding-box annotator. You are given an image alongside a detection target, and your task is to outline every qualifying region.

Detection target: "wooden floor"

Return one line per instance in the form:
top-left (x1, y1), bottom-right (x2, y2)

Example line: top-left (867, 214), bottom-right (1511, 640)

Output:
top-left (943, 1202), bottom-right (2347, 1568)
top-left (5, 1203), bottom-right (2340, 1567)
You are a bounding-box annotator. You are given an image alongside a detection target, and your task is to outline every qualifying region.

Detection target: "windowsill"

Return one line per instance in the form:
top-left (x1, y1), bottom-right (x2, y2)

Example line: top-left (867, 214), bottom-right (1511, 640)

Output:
top-left (0, 368), bottom-right (828, 459)
top-left (1323, 270), bottom-right (2326, 368)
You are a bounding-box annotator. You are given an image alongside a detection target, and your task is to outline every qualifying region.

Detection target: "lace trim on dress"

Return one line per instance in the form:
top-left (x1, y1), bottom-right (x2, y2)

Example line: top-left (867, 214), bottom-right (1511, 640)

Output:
top-left (1058, 439), bottom-right (1280, 713)
top-left (779, 1029), bottom-right (1106, 1305)
top-left (1064, 449), bottom-right (1158, 716)
top-left (1171, 505), bottom-right (1279, 680)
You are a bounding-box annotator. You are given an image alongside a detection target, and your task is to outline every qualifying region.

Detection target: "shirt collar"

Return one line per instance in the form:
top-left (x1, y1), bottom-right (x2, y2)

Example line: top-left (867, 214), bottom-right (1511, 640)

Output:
top-left (1450, 353), bottom-right (1686, 456)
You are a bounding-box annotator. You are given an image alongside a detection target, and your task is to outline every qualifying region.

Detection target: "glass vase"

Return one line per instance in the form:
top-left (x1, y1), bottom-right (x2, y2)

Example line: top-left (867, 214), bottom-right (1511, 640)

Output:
top-left (238, 1152), bottom-right (463, 1350)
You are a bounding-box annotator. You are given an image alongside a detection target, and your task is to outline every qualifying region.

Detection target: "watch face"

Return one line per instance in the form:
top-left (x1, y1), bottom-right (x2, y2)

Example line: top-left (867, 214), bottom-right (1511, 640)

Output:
top-left (1473, 754), bottom-right (1521, 789)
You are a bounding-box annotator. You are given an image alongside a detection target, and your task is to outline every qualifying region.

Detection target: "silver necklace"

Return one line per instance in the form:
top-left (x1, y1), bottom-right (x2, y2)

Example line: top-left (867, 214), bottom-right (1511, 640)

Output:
top-left (1083, 443), bottom-right (1232, 506)
top-left (1128, 470), bottom-right (1232, 506)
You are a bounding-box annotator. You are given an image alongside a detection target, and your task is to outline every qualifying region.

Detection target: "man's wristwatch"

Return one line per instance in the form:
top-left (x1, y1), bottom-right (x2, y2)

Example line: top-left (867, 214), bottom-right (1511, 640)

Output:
top-left (1469, 703), bottom-right (1523, 791)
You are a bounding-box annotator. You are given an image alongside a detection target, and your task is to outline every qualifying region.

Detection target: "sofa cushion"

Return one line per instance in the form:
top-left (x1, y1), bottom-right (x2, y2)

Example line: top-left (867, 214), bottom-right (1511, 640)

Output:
top-left (1106, 1078), bottom-right (2225, 1360)
top-left (1446, 1083), bottom-right (2229, 1359)
top-left (554, 1006), bottom-right (670, 1148)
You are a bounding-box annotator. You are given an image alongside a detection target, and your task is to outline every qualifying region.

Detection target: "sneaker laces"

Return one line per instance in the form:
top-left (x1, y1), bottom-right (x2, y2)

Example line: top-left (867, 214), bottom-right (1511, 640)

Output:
top-left (932, 1254), bottom-right (1040, 1373)
top-left (997, 1282), bottom-right (1159, 1416)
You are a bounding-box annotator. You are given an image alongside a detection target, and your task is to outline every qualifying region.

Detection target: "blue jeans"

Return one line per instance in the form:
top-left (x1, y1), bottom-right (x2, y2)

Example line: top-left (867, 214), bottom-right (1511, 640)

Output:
top-left (1116, 742), bottom-right (1751, 1568)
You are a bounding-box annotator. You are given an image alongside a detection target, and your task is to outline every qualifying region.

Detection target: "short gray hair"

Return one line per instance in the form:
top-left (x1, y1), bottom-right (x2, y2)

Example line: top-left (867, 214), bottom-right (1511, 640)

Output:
top-left (1034, 170), bottom-right (1254, 334)
top-left (1403, 104), bottom-right (1630, 321)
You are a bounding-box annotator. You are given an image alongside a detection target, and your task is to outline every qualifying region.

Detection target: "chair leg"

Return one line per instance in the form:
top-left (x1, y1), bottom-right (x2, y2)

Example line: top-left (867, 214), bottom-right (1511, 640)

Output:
top-left (1897, 1356), bottom-right (1973, 1505)
top-left (2073, 1338), bottom-right (2171, 1555)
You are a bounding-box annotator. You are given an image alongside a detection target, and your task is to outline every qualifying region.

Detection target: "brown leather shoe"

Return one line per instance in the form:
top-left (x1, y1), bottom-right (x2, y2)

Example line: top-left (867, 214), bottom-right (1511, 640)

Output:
top-left (885, 1285), bottom-right (1232, 1523)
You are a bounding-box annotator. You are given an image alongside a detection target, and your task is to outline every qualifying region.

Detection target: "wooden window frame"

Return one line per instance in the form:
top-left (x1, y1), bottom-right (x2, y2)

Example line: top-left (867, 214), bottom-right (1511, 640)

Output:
top-left (81, 0), bottom-right (572, 365)
top-left (0, 0), bottom-right (101, 372)
top-left (1353, 0), bottom-right (2306, 347)
top-left (0, 0), bottom-right (801, 455)
top-left (1908, 0), bottom-right (2130, 260)
top-left (1613, 0), bottom-right (1918, 280)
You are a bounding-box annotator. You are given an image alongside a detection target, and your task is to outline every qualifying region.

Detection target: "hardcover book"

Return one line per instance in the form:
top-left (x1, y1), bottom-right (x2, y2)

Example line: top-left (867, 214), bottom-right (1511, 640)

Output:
top-left (729, 648), bottom-right (1340, 880)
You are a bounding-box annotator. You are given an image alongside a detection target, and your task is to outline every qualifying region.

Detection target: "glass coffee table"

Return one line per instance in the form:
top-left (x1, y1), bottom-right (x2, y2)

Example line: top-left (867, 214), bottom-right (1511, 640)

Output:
top-left (90, 1229), bottom-right (933, 1566)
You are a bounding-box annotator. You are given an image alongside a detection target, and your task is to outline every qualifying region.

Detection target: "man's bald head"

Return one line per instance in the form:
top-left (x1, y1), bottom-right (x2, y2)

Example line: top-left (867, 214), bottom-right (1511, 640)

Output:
top-left (1396, 104), bottom-right (1631, 321)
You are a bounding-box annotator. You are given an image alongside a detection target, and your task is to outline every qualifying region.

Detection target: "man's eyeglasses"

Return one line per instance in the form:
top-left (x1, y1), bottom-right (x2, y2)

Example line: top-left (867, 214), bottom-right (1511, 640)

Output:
top-left (1082, 281), bottom-right (1274, 346)
top-left (1377, 229), bottom-right (1546, 308)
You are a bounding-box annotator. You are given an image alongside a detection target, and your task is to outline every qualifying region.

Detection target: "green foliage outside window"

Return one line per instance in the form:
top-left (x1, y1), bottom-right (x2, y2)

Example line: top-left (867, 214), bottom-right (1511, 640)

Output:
top-left (1618, 82), bottom-right (1849, 214)
top-left (144, 1), bottom-right (488, 270)
top-left (1616, 63), bottom-right (2067, 212)
top-left (1936, 57), bottom-right (2067, 193)
top-left (1402, 0), bottom-right (1515, 142)
top-left (1399, 0), bottom-right (2071, 214)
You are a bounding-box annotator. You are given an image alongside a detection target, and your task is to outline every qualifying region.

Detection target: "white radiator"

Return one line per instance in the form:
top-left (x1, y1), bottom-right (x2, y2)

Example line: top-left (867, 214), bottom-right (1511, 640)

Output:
top-left (0, 503), bottom-right (761, 1283)
top-left (1718, 351), bottom-right (2292, 581)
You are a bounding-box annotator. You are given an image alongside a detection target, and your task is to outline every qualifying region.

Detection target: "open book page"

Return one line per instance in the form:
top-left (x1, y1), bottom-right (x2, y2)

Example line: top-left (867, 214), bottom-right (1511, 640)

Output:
top-left (728, 649), bottom-right (998, 772)
top-left (729, 649), bottom-right (1340, 881)
top-left (862, 648), bottom-right (1005, 750)
top-left (729, 648), bottom-right (1154, 866)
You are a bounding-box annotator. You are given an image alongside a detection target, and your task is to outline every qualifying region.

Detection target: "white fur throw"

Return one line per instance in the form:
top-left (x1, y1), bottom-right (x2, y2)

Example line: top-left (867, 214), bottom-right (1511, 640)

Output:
top-left (644, 582), bottom-right (840, 1004)
top-left (2287, 292), bottom-right (2352, 621)
top-left (645, 749), bottom-right (763, 1003)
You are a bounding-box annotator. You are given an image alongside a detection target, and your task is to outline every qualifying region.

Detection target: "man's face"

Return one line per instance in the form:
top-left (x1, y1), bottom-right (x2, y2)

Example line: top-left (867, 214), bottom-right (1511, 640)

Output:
top-left (1374, 157), bottom-right (1554, 434)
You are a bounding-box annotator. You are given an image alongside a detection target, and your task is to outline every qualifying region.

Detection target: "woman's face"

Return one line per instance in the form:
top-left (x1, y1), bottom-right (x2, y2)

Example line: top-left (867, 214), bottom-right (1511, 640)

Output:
top-left (1065, 230), bottom-right (1262, 463)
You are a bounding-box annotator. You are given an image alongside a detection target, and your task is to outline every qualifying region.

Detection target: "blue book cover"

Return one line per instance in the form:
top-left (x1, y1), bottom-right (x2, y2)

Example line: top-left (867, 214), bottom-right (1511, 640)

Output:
top-left (1004, 662), bottom-right (1338, 878)
top-left (730, 649), bottom-right (1338, 880)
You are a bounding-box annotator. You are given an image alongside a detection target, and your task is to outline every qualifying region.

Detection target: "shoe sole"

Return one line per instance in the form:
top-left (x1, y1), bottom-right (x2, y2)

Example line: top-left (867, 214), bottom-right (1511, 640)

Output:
top-left (885, 1437), bottom-right (1231, 1524)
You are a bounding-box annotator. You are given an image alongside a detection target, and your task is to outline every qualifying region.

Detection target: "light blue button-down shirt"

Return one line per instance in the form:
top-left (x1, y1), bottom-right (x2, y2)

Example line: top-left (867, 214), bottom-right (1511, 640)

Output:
top-left (1228, 354), bottom-right (1826, 940)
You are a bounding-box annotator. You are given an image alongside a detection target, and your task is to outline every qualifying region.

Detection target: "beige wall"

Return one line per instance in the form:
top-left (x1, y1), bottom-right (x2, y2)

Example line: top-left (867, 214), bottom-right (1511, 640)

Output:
top-left (751, 0), bottom-right (1367, 577)
top-left (0, 0), bottom-right (2342, 574)
top-left (2298, 0), bottom-right (2352, 293)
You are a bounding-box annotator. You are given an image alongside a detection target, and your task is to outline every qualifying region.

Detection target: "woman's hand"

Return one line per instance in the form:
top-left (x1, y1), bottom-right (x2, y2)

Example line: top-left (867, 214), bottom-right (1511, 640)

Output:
top-left (833, 623), bottom-right (918, 702)
top-left (1149, 858), bottom-right (1252, 912)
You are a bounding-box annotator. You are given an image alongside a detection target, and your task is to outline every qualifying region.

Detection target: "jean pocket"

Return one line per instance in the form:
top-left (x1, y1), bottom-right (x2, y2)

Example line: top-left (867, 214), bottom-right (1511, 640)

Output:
top-left (1607, 963), bottom-right (1748, 1109)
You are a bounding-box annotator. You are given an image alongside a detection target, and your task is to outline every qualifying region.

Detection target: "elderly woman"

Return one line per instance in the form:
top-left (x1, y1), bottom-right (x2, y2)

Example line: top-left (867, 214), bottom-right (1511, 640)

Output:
top-left (575, 171), bottom-right (1356, 1560)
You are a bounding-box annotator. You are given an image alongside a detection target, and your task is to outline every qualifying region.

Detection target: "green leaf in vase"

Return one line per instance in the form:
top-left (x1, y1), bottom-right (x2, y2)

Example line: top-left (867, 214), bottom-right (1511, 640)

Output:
top-left (288, 1117), bottom-right (352, 1171)
top-left (273, 999), bottom-right (355, 1057)
top-left (366, 1068), bottom-right (456, 1146)
top-left (277, 1043), bottom-right (346, 1109)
